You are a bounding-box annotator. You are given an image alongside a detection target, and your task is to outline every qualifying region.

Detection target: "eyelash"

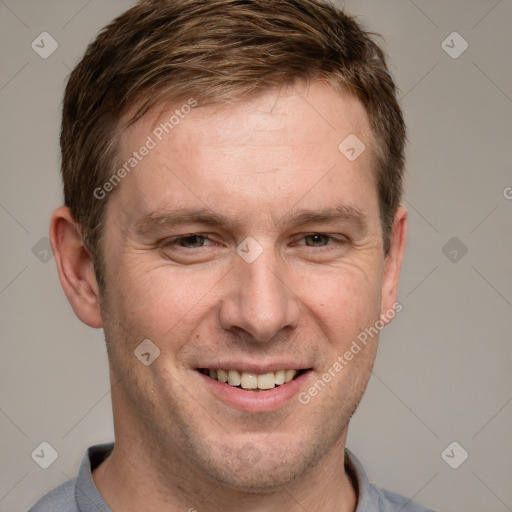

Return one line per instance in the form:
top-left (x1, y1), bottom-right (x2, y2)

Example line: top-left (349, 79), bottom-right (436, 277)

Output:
top-left (163, 234), bottom-right (217, 249)
top-left (162, 233), bottom-right (345, 250)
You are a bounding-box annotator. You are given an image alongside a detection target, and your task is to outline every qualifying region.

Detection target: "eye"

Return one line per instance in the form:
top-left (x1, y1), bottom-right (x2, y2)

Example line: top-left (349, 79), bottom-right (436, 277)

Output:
top-left (158, 233), bottom-right (225, 264)
top-left (298, 233), bottom-right (340, 247)
top-left (164, 234), bottom-right (215, 249)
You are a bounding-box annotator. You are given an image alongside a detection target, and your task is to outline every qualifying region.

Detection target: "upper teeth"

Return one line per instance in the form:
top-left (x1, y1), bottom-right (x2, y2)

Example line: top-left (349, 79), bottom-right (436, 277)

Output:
top-left (208, 369), bottom-right (298, 390)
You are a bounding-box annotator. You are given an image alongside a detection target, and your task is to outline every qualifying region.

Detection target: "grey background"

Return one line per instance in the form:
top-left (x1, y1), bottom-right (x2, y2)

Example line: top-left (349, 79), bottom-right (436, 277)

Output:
top-left (0, 1), bottom-right (511, 511)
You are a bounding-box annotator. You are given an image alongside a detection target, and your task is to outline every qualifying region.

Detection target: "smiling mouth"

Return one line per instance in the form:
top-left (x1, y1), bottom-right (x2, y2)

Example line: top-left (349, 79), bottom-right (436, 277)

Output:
top-left (198, 368), bottom-right (308, 391)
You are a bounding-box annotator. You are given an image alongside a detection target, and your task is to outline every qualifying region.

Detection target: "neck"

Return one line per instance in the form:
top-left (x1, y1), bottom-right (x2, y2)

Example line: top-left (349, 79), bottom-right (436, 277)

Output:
top-left (93, 427), bottom-right (357, 512)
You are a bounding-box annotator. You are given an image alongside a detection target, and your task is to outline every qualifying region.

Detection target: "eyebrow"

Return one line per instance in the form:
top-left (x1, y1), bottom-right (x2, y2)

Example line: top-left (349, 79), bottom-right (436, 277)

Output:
top-left (280, 204), bottom-right (368, 233)
top-left (134, 208), bottom-right (242, 237)
top-left (134, 204), bottom-right (368, 237)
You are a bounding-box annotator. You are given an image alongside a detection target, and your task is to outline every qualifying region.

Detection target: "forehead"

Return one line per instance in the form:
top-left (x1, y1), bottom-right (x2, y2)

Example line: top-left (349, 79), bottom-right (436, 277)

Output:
top-left (110, 81), bottom-right (379, 231)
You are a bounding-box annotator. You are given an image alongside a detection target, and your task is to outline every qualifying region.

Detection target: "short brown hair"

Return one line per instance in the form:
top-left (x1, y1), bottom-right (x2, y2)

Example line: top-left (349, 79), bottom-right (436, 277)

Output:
top-left (61, 0), bottom-right (406, 282)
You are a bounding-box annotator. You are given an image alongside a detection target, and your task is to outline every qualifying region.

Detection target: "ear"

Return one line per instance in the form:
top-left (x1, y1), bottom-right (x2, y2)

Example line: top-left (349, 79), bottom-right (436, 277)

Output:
top-left (380, 205), bottom-right (407, 325)
top-left (49, 206), bottom-right (103, 328)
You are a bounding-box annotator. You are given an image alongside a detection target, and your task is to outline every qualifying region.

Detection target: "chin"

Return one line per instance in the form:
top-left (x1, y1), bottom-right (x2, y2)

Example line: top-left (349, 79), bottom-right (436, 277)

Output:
top-left (206, 457), bottom-right (309, 494)
top-left (188, 434), bottom-right (331, 494)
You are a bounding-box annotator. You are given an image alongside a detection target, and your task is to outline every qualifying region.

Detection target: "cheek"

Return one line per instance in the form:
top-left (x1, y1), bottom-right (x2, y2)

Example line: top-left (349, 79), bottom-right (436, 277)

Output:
top-left (107, 258), bottom-right (222, 346)
top-left (296, 262), bottom-right (382, 337)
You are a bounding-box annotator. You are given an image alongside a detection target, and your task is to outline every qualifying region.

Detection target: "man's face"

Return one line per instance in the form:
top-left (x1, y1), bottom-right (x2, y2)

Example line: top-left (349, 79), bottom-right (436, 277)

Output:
top-left (99, 81), bottom-right (401, 491)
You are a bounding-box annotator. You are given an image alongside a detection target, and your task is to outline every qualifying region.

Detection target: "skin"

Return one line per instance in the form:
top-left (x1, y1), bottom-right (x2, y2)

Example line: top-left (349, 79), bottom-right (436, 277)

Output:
top-left (50, 80), bottom-right (407, 512)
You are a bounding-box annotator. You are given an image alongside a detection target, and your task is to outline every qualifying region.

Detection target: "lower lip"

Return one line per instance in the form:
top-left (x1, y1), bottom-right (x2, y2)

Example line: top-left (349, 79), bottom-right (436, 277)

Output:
top-left (197, 370), bottom-right (312, 412)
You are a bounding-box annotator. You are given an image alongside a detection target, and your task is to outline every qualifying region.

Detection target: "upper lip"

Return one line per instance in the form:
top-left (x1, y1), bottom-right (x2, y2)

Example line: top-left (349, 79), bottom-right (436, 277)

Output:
top-left (196, 362), bottom-right (311, 374)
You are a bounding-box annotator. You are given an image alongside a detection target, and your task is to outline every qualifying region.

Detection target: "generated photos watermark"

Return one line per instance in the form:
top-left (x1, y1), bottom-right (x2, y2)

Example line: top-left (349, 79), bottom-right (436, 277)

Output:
top-left (93, 97), bottom-right (198, 200)
top-left (298, 301), bottom-right (403, 405)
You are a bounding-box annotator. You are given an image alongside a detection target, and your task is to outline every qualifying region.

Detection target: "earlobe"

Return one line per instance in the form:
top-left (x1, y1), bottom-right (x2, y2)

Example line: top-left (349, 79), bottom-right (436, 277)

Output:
top-left (380, 206), bottom-right (407, 324)
top-left (49, 206), bottom-right (103, 328)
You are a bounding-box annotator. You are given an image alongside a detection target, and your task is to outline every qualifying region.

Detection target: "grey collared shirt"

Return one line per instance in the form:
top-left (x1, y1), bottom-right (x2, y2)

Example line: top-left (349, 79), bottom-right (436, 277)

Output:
top-left (28, 443), bottom-right (436, 511)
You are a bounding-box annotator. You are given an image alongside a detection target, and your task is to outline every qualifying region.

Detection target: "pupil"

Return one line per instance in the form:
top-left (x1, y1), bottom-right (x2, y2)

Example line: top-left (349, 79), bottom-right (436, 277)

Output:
top-left (181, 235), bottom-right (203, 247)
top-left (308, 234), bottom-right (325, 246)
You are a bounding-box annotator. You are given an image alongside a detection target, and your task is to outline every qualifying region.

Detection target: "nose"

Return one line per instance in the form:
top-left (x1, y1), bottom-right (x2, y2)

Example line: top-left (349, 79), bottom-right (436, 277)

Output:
top-left (218, 248), bottom-right (300, 343)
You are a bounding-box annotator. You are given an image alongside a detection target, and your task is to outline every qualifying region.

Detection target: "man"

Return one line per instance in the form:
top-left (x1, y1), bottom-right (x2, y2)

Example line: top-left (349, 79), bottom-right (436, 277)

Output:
top-left (29, 0), bottom-right (435, 510)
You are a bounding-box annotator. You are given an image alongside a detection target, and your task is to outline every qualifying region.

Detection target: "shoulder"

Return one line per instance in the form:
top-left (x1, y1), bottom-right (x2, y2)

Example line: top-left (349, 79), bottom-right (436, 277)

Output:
top-left (368, 483), bottom-right (437, 512)
top-left (345, 448), bottom-right (437, 512)
top-left (27, 477), bottom-right (77, 512)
